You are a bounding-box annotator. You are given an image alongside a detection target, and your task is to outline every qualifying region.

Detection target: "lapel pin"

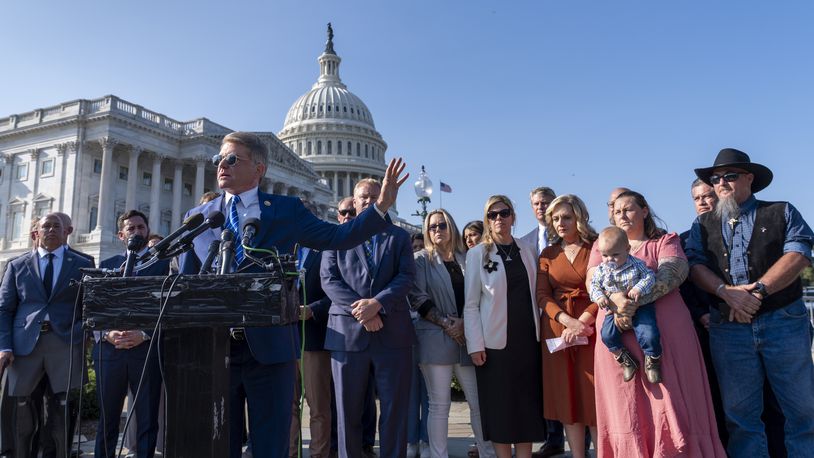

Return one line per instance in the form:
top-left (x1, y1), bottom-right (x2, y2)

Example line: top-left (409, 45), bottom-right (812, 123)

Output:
top-left (484, 260), bottom-right (498, 273)
top-left (761, 227), bottom-right (767, 232)
top-left (264, 200), bottom-right (271, 207)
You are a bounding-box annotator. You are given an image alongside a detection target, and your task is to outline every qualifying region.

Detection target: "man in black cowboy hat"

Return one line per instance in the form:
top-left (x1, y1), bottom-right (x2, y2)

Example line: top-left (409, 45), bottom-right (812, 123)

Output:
top-left (685, 148), bottom-right (814, 457)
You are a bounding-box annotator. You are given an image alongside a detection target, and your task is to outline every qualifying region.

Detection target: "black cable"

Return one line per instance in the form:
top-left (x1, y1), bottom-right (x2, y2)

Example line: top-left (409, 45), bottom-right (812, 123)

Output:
top-left (116, 273), bottom-right (180, 458)
top-left (66, 280), bottom-right (84, 458)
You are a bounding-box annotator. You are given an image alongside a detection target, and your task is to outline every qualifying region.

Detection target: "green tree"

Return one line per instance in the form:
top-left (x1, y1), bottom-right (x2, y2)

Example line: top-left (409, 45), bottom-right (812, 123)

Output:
top-left (801, 266), bottom-right (814, 287)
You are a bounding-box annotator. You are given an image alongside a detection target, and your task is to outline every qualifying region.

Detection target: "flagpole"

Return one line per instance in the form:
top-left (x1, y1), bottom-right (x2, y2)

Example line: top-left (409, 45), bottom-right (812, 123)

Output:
top-left (439, 183), bottom-right (442, 209)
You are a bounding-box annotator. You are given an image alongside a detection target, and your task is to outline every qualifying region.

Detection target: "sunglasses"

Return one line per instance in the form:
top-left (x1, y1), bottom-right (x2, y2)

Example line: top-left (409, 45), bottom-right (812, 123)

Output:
top-left (427, 222), bottom-right (448, 232)
top-left (486, 209), bottom-right (512, 220)
top-left (212, 153), bottom-right (246, 167)
top-left (338, 209), bottom-right (356, 217)
top-left (709, 172), bottom-right (743, 185)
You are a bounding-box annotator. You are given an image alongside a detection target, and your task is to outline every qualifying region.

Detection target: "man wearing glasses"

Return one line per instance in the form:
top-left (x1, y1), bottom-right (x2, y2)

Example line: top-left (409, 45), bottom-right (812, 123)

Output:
top-left (685, 148), bottom-right (814, 457)
top-left (179, 132), bottom-right (408, 458)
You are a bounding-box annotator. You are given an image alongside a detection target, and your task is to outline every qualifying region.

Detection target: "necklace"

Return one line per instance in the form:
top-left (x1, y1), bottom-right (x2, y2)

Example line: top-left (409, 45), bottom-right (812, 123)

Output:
top-left (630, 239), bottom-right (647, 253)
top-left (495, 242), bottom-right (516, 262)
top-left (561, 240), bottom-right (581, 261)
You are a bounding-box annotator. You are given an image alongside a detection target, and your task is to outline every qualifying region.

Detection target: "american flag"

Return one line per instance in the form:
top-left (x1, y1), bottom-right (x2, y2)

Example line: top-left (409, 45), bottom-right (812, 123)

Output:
top-left (440, 182), bottom-right (452, 193)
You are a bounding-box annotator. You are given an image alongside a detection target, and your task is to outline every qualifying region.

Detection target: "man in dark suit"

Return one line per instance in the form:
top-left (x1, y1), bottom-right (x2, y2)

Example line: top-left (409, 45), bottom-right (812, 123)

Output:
top-left (93, 210), bottom-right (169, 458)
top-left (0, 213), bottom-right (94, 458)
top-left (178, 132), bottom-right (407, 458)
top-left (289, 245), bottom-right (333, 458)
top-left (322, 178), bottom-right (416, 458)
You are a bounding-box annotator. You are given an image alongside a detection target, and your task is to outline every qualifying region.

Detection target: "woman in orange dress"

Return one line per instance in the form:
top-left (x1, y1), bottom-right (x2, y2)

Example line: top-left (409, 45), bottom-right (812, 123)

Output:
top-left (536, 194), bottom-right (598, 458)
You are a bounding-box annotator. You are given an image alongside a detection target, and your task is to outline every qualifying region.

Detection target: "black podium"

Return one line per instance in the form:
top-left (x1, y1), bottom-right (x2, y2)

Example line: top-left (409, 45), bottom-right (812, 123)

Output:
top-left (82, 272), bottom-right (298, 457)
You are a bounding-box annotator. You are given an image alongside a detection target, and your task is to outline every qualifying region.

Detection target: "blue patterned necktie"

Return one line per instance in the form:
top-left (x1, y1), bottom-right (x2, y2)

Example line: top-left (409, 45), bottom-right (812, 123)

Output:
top-left (227, 195), bottom-right (244, 267)
top-left (363, 237), bottom-right (376, 273)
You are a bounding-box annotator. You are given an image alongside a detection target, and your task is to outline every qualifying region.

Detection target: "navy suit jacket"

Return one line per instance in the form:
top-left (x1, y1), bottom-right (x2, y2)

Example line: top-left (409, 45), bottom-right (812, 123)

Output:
top-left (0, 249), bottom-right (94, 356)
top-left (179, 190), bottom-right (390, 365)
top-left (321, 225), bottom-right (416, 352)
top-left (299, 249), bottom-right (332, 352)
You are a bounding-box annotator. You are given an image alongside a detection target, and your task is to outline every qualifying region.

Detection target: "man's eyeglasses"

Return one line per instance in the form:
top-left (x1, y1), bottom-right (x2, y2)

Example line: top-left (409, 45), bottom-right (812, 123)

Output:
top-left (709, 172), bottom-right (743, 185)
top-left (212, 153), bottom-right (244, 168)
top-left (338, 209), bottom-right (356, 217)
top-left (428, 222), bottom-right (448, 232)
top-left (486, 209), bottom-right (512, 220)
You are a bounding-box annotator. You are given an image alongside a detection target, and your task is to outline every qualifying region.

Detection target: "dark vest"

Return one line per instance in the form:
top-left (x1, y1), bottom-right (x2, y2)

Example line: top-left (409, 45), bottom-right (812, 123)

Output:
top-left (698, 200), bottom-right (802, 314)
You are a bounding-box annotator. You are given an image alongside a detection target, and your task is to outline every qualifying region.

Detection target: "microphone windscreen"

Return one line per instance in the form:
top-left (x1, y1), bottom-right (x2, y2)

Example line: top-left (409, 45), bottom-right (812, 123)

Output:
top-left (242, 217), bottom-right (261, 234)
top-left (184, 213), bottom-right (205, 229)
top-left (206, 211), bottom-right (226, 228)
top-left (127, 234), bottom-right (147, 252)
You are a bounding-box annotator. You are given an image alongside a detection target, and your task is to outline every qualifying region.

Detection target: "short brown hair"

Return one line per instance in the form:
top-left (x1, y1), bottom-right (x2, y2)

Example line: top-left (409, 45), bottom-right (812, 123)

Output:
top-left (117, 210), bottom-right (149, 231)
top-left (222, 132), bottom-right (269, 169)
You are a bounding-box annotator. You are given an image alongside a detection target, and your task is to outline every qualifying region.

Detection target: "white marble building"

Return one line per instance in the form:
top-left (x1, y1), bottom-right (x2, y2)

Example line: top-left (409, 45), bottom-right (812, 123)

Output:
top-left (278, 24), bottom-right (389, 202)
top-left (0, 96), bottom-right (333, 265)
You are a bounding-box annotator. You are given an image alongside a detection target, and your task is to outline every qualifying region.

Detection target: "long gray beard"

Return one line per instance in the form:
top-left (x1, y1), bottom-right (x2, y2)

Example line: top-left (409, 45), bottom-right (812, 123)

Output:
top-left (714, 194), bottom-right (741, 220)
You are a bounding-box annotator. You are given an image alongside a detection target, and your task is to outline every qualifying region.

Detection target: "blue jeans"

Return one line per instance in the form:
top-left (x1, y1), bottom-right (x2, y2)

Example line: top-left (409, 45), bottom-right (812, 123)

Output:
top-left (600, 302), bottom-right (661, 357)
top-left (709, 300), bottom-right (814, 458)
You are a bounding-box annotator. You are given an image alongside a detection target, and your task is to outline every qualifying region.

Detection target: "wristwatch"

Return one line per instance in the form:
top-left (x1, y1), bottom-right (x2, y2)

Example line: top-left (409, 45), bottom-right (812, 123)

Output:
top-left (141, 331), bottom-right (151, 341)
top-left (754, 281), bottom-right (768, 298)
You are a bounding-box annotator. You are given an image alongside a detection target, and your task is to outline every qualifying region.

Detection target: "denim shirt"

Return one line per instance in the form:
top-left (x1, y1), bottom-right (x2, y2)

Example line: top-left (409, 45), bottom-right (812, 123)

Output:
top-left (685, 195), bottom-right (814, 286)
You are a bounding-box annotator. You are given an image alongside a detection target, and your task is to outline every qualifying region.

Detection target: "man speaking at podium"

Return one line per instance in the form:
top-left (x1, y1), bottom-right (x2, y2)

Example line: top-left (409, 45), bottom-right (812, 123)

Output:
top-left (180, 132), bottom-right (408, 458)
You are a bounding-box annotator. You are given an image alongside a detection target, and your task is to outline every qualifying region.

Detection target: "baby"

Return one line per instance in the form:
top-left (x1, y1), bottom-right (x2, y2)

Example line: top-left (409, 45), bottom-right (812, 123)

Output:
top-left (590, 227), bottom-right (662, 383)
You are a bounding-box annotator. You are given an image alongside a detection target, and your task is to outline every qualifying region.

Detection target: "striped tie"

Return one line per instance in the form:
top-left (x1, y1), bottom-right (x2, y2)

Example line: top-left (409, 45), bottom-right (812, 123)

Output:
top-left (227, 195), bottom-right (244, 267)
top-left (363, 238), bottom-right (375, 273)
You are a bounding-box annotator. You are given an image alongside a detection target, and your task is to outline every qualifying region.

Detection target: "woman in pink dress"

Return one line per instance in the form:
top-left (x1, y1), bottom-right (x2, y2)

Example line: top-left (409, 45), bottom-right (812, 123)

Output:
top-left (587, 190), bottom-right (725, 457)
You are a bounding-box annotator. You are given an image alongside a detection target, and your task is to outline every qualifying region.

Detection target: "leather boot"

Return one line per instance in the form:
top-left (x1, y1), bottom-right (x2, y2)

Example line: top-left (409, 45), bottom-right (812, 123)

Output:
top-left (645, 355), bottom-right (663, 384)
top-left (614, 349), bottom-right (638, 382)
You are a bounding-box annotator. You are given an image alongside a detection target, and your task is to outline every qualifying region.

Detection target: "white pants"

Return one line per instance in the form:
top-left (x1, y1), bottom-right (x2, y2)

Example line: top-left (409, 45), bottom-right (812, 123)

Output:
top-left (420, 363), bottom-right (496, 458)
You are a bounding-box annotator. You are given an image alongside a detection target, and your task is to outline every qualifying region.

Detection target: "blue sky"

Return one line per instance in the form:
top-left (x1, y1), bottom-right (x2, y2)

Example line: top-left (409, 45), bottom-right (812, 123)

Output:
top-left (3, 1), bottom-right (813, 235)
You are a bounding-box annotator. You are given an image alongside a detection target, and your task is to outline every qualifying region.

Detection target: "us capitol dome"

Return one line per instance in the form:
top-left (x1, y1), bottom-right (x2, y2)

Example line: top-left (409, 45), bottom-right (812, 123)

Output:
top-left (278, 24), bottom-right (388, 204)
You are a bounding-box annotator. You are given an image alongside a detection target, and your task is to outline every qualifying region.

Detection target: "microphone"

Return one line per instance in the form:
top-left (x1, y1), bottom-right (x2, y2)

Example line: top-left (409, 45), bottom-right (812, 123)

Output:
top-left (218, 229), bottom-right (235, 275)
top-left (123, 234), bottom-right (147, 277)
top-left (241, 217), bottom-right (261, 248)
top-left (199, 239), bottom-right (221, 274)
top-left (174, 211), bottom-right (225, 248)
top-left (140, 213), bottom-right (204, 261)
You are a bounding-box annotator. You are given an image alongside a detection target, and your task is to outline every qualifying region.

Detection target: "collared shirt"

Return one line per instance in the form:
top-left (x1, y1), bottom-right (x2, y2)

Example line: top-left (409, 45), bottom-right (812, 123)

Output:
top-left (589, 255), bottom-right (656, 303)
top-left (224, 186), bottom-right (261, 233)
top-left (536, 223), bottom-right (549, 257)
top-left (685, 195), bottom-right (814, 286)
top-left (37, 245), bottom-right (66, 294)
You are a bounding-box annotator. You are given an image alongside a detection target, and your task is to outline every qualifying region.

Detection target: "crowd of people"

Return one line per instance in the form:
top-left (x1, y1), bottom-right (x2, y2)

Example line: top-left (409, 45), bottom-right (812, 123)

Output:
top-left (0, 134), bottom-right (812, 458)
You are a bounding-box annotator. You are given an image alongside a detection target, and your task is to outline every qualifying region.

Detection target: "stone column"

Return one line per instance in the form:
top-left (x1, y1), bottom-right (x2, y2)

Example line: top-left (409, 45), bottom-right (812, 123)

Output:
top-left (29, 149), bottom-right (41, 197)
top-left (149, 153), bottom-right (164, 228)
top-left (194, 155), bottom-right (207, 201)
top-left (171, 161), bottom-right (184, 226)
top-left (345, 171), bottom-right (351, 197)
top-left (0, 154), bottom-right (11, 248)
top-left (332, 172), bottom-right (338, 201)
top-left (94, 137), bottom-right (117, 233)
top-left (125, 146), bottom-right (142, 211)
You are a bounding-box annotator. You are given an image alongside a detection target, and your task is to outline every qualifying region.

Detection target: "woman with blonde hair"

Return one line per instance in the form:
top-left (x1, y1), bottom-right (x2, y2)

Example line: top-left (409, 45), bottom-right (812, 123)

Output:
top-left (410, 209), bottom-right (495, 458)
top-left (463, 195), bottom-right (545, 458)
top-left (536, 194), bottom-right (599, 458)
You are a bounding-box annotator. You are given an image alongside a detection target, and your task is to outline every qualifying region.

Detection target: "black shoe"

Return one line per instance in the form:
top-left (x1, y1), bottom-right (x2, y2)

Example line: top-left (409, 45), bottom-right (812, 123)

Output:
top-left (531, 442), bottom-right (565, 458)
top-left (615, 348), bottom-right (639, 382)
top-left (362, 444), bottom-right (378, 458)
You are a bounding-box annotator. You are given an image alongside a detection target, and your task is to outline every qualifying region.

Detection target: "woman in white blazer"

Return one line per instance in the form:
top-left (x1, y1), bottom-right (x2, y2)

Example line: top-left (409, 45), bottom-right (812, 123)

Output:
top-left (409, 209), bottom-right (495, 458)
top-left (463, 195), bottom-right (546, 458)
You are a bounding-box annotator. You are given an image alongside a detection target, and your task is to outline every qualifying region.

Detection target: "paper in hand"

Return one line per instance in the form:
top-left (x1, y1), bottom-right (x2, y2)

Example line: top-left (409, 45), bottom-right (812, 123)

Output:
top-left (546, 336), bottom-right (589, 353)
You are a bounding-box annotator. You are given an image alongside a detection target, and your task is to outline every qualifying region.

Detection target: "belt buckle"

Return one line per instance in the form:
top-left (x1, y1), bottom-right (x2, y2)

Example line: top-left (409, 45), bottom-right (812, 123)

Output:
top-left (230, 327), bottom-right (246, 341)
top-left (40, 321), bottom-right (51, 333)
